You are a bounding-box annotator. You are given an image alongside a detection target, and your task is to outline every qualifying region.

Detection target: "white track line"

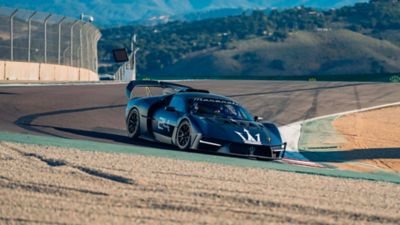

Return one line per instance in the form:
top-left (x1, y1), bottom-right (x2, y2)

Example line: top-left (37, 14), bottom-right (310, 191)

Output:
top-left (282, 158), bottom-right (325, 168)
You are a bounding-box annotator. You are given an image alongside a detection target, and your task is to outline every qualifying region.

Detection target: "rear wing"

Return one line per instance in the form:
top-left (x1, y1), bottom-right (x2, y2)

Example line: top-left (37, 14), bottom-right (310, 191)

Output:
top-left (126, 80), bottom-right (192, 98)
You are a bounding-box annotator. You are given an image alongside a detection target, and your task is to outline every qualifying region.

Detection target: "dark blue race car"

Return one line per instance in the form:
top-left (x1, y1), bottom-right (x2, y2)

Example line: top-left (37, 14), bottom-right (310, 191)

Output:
top-left (125, 81), bottom-right (286, 160)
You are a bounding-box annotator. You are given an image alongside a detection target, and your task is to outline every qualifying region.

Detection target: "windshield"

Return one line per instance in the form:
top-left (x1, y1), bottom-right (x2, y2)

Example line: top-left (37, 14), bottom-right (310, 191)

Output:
top-left (189, 98), bottom-right (253, 121)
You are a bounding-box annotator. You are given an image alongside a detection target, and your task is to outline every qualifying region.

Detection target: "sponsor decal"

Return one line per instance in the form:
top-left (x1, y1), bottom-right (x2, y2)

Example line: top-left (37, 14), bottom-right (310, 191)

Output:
top-left (235, 128), bottom-right (262, 145)
top-left (192, 97), bottom-right (238, 105)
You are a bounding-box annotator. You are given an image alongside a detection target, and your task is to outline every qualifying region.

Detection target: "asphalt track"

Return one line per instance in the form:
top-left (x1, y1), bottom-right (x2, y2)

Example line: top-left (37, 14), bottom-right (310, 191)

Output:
top-left (1, 80), bottom-right (400, 148)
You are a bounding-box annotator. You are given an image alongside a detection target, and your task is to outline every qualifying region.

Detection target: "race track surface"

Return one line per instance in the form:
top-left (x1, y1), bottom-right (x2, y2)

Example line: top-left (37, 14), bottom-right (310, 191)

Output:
top-left (1, 80), bottom-right (400, 147)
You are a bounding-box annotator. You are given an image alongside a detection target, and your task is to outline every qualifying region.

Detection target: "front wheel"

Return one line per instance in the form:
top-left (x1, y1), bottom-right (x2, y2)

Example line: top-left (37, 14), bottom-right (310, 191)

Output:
top-left (127, 108), bottom-right (140, 139)
top-left (175, 120), bottom-right (191, 150)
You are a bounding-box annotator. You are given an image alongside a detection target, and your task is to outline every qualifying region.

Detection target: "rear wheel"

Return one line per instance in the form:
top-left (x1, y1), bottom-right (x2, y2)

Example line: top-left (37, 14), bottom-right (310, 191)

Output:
top-left (175, 120), bottom-right (191, 150)
top-left (127, 108), bottom-right (140, 139)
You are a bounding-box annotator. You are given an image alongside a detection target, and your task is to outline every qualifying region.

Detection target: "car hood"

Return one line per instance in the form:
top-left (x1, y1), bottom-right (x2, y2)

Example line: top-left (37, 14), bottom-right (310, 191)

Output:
top-left (191, 116), bottom-right (282, 146)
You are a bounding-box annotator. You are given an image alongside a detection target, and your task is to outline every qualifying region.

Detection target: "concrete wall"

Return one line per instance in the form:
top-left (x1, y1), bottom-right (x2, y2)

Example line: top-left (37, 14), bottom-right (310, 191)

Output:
top-left (5, 61), bottom-right (40, 81)
top-left (0, 61), bottom-right (4, 80)
top-left (1, 61), bottom-right (99, 82)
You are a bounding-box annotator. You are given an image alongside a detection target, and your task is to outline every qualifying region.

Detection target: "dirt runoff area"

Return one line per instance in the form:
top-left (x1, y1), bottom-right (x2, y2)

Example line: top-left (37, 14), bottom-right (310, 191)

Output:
top-left (333, 106), bottom-right (400, 173)
top-left (1, 142), bottom-right (400, 225)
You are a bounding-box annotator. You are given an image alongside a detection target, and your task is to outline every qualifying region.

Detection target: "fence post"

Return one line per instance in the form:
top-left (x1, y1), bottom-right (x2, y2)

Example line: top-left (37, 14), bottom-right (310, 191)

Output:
top-left (10, 9), bottom-right (18, 61)
top-left (70, 20), bottom-right (79, 66)
top-left (85, 27), bottom-right (90, 70)
top-left (94, 32), bottom-right (100, 72)
top-left (57, 16), bottom-right (66, 64)
top-left (27, 11), bottom-right (37, 62)
top-left (43, 14), bottom-right (52, 63)
top-left (80, 24), bottom-right (83, 68)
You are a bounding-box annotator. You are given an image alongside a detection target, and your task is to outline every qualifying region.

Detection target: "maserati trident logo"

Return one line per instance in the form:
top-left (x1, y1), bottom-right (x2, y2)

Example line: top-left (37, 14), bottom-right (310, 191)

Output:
top-left (235, 129), bottom-right (262, 145)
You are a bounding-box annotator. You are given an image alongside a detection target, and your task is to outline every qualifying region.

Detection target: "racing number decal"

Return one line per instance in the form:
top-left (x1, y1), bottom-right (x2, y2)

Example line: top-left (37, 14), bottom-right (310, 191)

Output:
top-left (158, 117), bottom-right (171, 133)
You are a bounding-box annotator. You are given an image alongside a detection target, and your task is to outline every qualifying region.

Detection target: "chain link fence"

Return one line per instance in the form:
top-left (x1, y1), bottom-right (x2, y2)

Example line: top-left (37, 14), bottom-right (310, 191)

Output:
top-left (0, 7), bottom-right (101, 72)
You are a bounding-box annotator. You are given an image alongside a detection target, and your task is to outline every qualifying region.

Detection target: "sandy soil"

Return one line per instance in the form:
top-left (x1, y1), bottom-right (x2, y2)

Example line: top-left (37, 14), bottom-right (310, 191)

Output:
top-left (0, 142), bottom-right (399, 225)
top-left (333, 106), bottom-right (400, 173)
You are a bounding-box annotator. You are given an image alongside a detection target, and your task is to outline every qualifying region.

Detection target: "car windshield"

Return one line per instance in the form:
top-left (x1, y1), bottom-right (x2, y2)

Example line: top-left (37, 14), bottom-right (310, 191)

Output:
top-left (189, 98), bottom-right (253, 121)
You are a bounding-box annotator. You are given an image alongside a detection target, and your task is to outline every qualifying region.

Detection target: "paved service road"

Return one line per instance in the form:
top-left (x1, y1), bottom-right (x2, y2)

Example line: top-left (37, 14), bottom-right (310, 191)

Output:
top-left (0, 81), bottom-right (399, 146)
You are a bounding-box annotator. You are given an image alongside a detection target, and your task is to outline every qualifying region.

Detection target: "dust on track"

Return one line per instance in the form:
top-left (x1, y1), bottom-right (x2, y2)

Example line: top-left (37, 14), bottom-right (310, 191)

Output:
top-left (1, 142), bottom-right (399, 225)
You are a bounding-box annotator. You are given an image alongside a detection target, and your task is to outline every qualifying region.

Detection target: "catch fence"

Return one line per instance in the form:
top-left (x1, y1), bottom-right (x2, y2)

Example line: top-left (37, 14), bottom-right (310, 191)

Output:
top-left (0, 7), bottom-right (101, 72)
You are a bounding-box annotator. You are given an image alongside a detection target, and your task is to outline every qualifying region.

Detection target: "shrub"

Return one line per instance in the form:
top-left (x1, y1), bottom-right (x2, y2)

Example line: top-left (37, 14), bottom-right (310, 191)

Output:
top-left (389, 75), bottom-right (400, 83)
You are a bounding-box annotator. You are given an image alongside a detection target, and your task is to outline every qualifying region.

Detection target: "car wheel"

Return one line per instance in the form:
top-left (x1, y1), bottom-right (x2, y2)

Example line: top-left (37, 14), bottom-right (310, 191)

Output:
top-left (175, 120), bottom-right (191, 150)
top-left (127, 108), bottom-right (140, 139)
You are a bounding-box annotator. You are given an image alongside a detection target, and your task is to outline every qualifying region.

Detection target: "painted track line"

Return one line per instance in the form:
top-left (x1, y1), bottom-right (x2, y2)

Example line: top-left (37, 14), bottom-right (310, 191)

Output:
top-left (282, 158), bottom-right (325, 168)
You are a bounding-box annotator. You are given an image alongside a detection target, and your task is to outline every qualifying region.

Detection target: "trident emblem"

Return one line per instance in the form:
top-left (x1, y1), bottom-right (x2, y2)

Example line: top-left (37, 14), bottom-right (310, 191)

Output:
top-left (235, 129), bottom-right (261, 145)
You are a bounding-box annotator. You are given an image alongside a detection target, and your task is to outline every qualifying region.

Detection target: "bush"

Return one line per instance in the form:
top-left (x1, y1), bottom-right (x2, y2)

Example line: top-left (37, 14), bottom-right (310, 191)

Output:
top-left (389, 75), bottom-right (400, 83)
top-left (266, 31), bottom-right (288, 42)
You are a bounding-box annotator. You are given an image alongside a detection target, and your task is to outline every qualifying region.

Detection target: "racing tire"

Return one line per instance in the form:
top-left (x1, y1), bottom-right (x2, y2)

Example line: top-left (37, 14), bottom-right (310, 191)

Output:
top-left (127, 108), bottom-right (140, 139)
top-left (175, 120), bottom-right (191, 150)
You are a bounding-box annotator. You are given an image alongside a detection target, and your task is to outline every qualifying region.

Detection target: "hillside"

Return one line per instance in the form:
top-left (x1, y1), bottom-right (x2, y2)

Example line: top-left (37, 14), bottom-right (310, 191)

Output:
top-left (98, 0), bottom-right (400, 78)
top-left (154, 30), bottom-right (400, 76)
top-left (1, 0), bottom-right (366, 26)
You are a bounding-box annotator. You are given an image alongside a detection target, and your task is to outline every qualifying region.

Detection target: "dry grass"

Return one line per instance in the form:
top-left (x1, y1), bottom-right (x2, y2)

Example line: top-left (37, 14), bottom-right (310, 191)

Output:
top-left (0, 142), bottom-right (399, 224)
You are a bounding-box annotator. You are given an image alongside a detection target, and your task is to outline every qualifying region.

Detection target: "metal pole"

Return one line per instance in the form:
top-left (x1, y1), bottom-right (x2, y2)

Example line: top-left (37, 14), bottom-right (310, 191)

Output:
top-left (57, 16), bottom-right (67, 64)
top-left (27, 11), bottom-right (37, 62)
top-left (80, 24), bottom-right (83, 67)
top-left (90, 31), bottom-right (95, 72)
top-left (43, 14), bottom-right (52, 63)
top-left (76, 46), bottom-right (81, 67)
top-left (94, 32), bottom-right (100, 72)
top-left (70, 20), bottom-right (79, 66)
top-left (63, 46), bottom-right (70, 59)
top-left (10, 9), bottom-right (18, 61)
top-left (85, 26), bottom-right (90, 70)
top-left (133, 48), bottom-right (140, 80)
top-left (130, 34), bottom-right (137, 69)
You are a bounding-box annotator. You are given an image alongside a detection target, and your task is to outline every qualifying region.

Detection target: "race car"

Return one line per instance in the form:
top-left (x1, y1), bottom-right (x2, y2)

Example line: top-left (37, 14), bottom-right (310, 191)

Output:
top-left (125, 80), bottom-right (286, 160)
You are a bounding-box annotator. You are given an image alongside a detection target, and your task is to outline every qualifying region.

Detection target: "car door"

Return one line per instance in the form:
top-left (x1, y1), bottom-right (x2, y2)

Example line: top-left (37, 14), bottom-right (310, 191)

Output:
top-left (152, 95), bottom-right (186, 142)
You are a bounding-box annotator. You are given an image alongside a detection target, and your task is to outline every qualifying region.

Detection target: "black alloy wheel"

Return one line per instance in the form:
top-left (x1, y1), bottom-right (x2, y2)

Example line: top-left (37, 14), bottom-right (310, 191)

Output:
top-left (127, 108), bottom-right (140, 138)
top-left (176, 120), bottom-right (191, 150)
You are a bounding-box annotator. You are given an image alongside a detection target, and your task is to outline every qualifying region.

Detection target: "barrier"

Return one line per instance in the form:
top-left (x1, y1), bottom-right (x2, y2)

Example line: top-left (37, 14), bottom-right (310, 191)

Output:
top-left (39, 64), bottom-right (55, 81)
top-left (2, 61), bottom-right (98, 82)
top-left (5, 61), bottom-right (39, 81)
top-left (0, 61), bottom-right (4, 80)
top-left (0, 7), bottom-right (101, 82)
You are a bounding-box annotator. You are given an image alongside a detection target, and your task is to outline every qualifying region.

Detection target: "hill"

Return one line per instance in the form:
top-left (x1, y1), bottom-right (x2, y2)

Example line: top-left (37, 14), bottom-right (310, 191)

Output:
top-left (156, 30), bottom-right (400, 76)
top-left (98, 0), bottom-right (400, 78)
top-left (1, 0), bottom-right (366, 26)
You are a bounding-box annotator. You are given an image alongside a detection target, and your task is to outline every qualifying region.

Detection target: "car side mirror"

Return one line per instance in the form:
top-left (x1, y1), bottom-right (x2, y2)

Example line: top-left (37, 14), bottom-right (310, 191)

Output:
top-left (165, 106), bottom-right (176, 112)
top-left (254, 116), bottom-right (263, 122)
